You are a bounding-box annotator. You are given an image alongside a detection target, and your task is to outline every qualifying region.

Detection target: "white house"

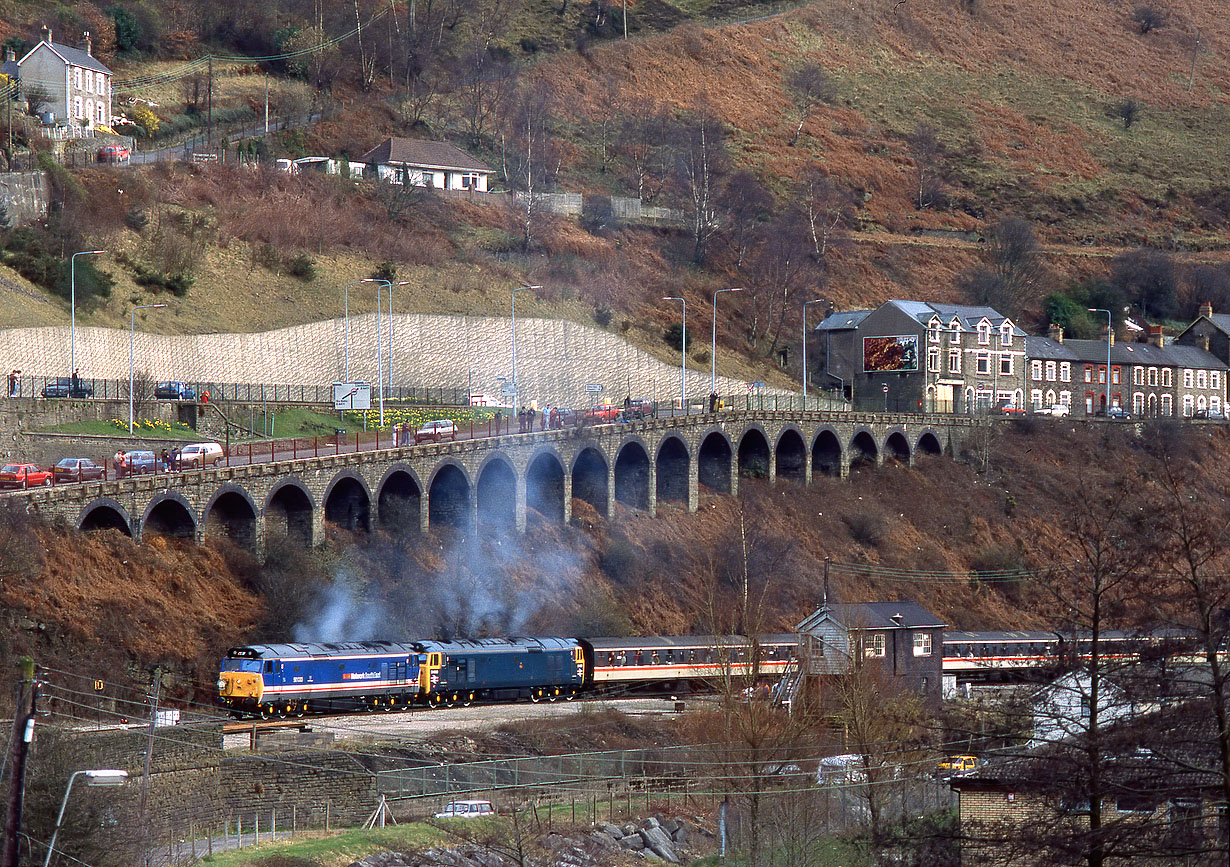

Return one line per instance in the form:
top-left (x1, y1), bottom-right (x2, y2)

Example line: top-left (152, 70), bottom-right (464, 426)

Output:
top-left (17, 27), bottom-right (113, 131)
top-left (360, 137), bottom-right (492, 192)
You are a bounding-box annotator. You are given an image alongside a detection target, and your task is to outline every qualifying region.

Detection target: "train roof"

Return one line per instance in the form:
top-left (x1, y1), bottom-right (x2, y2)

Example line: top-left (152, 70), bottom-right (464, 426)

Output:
top-left (585, 634), bottom-right (797, 651)
top-left (413, 637), bottom-right (579, 653)
top-left (944, 629), bottom-right (1195, 643)
top-left (226, 640), bottom-right (420, 659)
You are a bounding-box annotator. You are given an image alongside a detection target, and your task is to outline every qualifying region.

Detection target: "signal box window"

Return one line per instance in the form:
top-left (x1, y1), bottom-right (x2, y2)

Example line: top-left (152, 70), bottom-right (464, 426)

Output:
top-left (865, 633), bottom-right (886, 659)
top-left (913, 633), bottom-right (933, 656)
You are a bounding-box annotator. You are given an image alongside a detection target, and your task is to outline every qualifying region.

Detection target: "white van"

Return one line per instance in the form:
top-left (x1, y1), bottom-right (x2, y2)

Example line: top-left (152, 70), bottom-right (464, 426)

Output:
top-left (816, 754), bottom-right (867, 785)
top-left (433, 800), bottom-right (495, 819)
top-left (178, 442), bottom-right (224, 468)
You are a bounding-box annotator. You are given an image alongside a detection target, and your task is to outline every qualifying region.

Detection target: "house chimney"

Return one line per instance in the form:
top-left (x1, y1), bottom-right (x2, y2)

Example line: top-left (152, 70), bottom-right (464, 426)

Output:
top-left (1048, 323), bottom-right (1064, 343)
top-left (41, 25), bottom-right (51, 44)
top-left (5, 48), bottom-right (14, 63)
top-left (1147, 324), bottom-right (1165, 348)
top-left (1104, 324), bottom-right (1115, 347)
top-left (83, 31), bottom-right (92, 56)
top-left (1200, 301), bottom-right (1214, 320)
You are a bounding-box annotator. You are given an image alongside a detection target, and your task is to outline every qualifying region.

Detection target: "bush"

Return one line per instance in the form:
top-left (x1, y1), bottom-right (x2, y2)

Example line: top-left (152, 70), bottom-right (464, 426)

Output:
top-left (1132, 4), bottom-right (1165, 33)
top-left (373, 261), bottom-right (398, 283)
top-left (664, 322), bottom-right (687, 351)
top-left (843, 512), bottom-right (885, 547)
top-left (600, 534), bottom-right (644, 584)
top-left (285, 254), bottom-right (317, 281)
top-left (593, 305), bottom-right (613, 327)
top-left (133, 264), bottom-right (192, 297)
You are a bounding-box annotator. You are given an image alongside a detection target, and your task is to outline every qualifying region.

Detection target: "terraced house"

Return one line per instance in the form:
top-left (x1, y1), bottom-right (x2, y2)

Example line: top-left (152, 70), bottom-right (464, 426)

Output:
top-left (1027, 325), bottom-right (1226, 418)
top-left (813, 301), bottom-right (1027, 413)
top-left (17, 27), bottom-right (112, 132)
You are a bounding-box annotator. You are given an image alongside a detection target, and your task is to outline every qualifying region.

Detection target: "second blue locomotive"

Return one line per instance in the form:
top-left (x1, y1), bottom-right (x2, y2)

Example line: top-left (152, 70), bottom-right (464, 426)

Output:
top-left (217, 637), bottom-right (585, 718)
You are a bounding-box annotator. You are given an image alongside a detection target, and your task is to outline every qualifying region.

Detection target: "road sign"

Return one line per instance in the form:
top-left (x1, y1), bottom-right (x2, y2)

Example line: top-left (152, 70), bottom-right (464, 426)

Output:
top-left (882, 384), bottom-right (889, 393)
top-left (585, 383), bottom-right (604, 393)
top-left (500, 383), bottom-right (516, 396)
top-left (332, 381), bottom-right (371, 410)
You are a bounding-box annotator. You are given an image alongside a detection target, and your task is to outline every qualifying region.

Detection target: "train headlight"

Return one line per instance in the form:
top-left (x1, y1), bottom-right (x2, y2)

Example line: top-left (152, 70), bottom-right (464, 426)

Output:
top-left (217, 678), bottom-right (226, 692)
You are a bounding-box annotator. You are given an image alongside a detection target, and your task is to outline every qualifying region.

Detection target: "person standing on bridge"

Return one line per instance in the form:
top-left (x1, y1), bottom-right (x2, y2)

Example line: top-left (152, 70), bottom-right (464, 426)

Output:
top-left (161, 449), bottom-right (170, 472)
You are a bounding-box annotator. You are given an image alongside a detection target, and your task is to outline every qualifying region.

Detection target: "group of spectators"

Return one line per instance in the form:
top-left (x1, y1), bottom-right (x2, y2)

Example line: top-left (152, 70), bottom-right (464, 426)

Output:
top-left (113, 448), bottom-right (181, 477)
top-left (514, 405), bottom-right (568, 432)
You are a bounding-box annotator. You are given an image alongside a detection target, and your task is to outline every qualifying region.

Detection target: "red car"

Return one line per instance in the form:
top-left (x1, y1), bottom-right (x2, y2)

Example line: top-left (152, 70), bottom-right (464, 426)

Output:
top-left (0, 463), bottom-right (53, 489)
top-left (53, 458), bottom-right (106, 482)
top-left (97, 144), bottom-right (131, 164)
top-left (582, 404), bottom-right (622, 423)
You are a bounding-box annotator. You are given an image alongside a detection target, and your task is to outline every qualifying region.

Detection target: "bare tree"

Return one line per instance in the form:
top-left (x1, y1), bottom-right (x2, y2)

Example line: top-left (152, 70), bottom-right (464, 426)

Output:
top-left (796, 166), bottom-right (855, 262)
top-left (718, 170), bottom-right (772, 270)
top-left (614, 111), bottom-right (671, 203)
top-left (502, 77), bottom-right (559, 250)
top-left (786, 64), bottom-right (837, 146)
top-left (908, 121), bottom-right (944, 210)
top-left (1114, 98), bottom-right (1141, 129)
top-left (958, 216), bottom-right (1045, 319)
top-left (670, 105), bottom-right (729, 265)
top-left (22, 81), bottom-right (52, 117)
top-left (124, 369), bottom-right (155, 422)
top-left (748, 208), bottom-right (818, 356)
top-left (452, 47), bottom-right (515, 147)
top-left (1132, 4), bottom-right (1165, 33)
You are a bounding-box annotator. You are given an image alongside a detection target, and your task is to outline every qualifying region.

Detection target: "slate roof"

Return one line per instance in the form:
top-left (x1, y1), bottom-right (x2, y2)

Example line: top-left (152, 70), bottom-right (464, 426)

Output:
top-left (814, 310), bottom-right (872, 331)
top-left (1024, 336), bottom-right (1078, 361)
top-left (797, 601), bottom-right (945, 633)
top-left (19, 40), bottom-right (111, 75)
top-left (1062, 339), bottom-right (1227, 370)
top-left (360, 137), bottom-right (491, 173)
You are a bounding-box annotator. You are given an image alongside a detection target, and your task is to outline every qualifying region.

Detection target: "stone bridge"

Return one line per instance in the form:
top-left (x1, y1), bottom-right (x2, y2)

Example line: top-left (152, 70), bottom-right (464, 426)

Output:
top-left (16, 412), bottom-right (973, 548)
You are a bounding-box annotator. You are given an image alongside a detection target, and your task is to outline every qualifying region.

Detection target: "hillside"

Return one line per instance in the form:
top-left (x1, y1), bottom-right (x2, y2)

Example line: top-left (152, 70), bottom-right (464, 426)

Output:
top-left (2, 420), bottom-right (1226, 713)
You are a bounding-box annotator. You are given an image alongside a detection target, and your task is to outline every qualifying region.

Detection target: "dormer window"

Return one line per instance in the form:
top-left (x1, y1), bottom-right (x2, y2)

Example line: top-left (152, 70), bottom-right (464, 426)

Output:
top-left (977, 323), bottom-right (991, 345)
top-left (1000, 323), bottom-right (1013, 347)
top-left (928, 320), bottom-right (941, 342)
top-left (949, 320), bottom-right (960, 342)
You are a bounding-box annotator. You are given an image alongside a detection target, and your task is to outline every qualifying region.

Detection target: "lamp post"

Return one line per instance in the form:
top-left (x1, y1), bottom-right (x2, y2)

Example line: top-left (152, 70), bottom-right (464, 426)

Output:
top-left (1090, 308), bottom-right (1112, 415)
top-left (711, 287), bottom-right (743, 397)
top-left (802, 298), bottom-right (827, 401)
top-left (129, 304), bottom-right (166, 434)
top-left (70, 250), bottom-right (105, 380)
top-left (342, 278), bottom-right (382, 383)
top-left (510, 285), bottom-right (541, 414)
top-left (43, 769), bottom-right (129, 867)
top-left (382, 280), bottom-right (411, 399)
top-left (664, 296), bottom-right (686, 413)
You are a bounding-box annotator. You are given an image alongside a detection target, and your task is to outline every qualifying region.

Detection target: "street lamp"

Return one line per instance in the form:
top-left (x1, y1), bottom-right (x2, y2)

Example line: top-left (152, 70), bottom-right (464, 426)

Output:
top-left (1090, 308), bottom-right (1112, 415)
top-left (711, 287), bottom-right (743, 397)
top-left (43, 769), bottom-right (129, 867)
top-left (129, 304), bottom-right (166, 434)
top-left (70, 250), bottom-right (105, 380)
top-left (802, 298), bottom-right (828, 400)
top-left (382, 280), bottom-right (411, 398)
top-left (510, 285), bottom-right (541, 414)
top-left (342, 278), bottom-right (382, 383)
top-left (664, 296), bottom-right (686, 413)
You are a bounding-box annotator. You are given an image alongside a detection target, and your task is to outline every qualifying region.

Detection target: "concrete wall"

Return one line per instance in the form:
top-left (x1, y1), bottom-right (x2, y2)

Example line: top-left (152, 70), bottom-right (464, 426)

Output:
top-left (0, 314), bottom-right (788, 407)
top-left (0, 171), bottom-right (49, 226)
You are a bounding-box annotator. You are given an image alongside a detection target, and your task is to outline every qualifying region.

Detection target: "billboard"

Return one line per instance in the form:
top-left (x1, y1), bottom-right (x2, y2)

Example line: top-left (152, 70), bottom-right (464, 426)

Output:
top-left (863, 335), bottom-right (919, 372)
top-left (332, 381), bottom-right (372, 410)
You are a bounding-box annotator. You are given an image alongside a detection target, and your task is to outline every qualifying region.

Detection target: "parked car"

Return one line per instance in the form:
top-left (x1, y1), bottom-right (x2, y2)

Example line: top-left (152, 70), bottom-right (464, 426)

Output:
top-left (415, 419), bottom-right (457, 444)
top-left (1097, 406), bottom-right (1131, 419)
top-left (53, 458), bottom-right (105, 482)
top-left (97, 144), bottom-right (131, 164)
top-left (997, 402), bottom-right (1027, 415)
top-left (1039, 403), bottom-right (1071, 417)
top-left (116, 450), bottom-right (156, 478)
top-left (155, 381), bottom-right (197, 401)
top-left (623, 398), bottom-right (656, 421)
top-left (0, 464), bottom-right (53, 489)
top-left (41, 378), bottom-right (93, 399)
top-left (1194, 408), bottom-right (1227, 421)
top-left (583, 404), bottom-right (622, 423)
top-left (177, 442), bottom-right (224, 469)
top-left (433, 800), bottom-right (495, 819)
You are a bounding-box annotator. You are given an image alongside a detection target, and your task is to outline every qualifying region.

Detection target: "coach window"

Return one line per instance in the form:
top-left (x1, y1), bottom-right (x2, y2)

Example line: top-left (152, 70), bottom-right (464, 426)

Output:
top-left (913, 633), bottom-right (932, 656)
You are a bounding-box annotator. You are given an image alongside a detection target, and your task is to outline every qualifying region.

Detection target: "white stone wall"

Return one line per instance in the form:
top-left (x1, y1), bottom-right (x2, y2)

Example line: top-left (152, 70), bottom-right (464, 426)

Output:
top-left (0, 314), bottom-right (792, 406)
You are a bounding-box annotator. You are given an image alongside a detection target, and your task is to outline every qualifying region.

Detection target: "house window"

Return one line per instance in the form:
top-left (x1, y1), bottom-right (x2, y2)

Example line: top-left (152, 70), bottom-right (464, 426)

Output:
top-left (1169, 799), bottom-right (1203, 848)
top-left (1045, 361), bottom-right (1056, 381)
top-left (1133, 393), bottom-right (1144, 415)
top-left (1060, 391), bottom-right (1072, 406)
top-left (929, 321), bottom-right (941, 342)
top-left (949, 322), bottom-right (960, 343)
top-left (1213, 371), bottom-right (1221, 390)
top-left (865, 633), bottom-right (885, 659)
top-left (1060, 363), bottom-right (1071, 382)
top-left (75, 68), bottom-right (82, 89)
top-left (928, 347), bottom-right (940, 373)
top-left (1133, 366), bottom-right (1143, 386)
top-left (97, 102), bottom-right (105, 125)
top-left (98, 76), bottom-right (106, 98)
top-left (1000, 324), bottom-right (1012, 346)
top-left (976, 354), bottom-right (990, 375)
top-left (913, 633), bottom-right (932, 656)
top-left (1183, 395), bottom-right (1194, 417)
top-left (948, 350), bottom-right (961, 374)
top-left (459, 172), bottom-right (480, 189)
top-left (1079, 695), bottom-right (1091, 720)
top-left (84, 99), bottom-right (93, 124)
top-left (1197, 370), bottom-right (1208, 389)
top-left (74, 96), bottom-right (82, 119)
top-left (1214, 397), bottom-right (1222, 414)
top-left (1184, 369), bottom-right (1194, 389)
top-left (977, 323), bottom-right (991, 345)
top-left (86, 71), bottom-right (94, 93)
top-left (1162, 394), bottom-right (1173, 416)
top-left (1084, 366), bottom-right (1093, 383)
top-left (919, 677), bottom-right (928, 695)
top-left (1162, 368), bottom-right (1172, 387)
top-left (1031, 389), bottom-right (1043, 409)
top-left (1116, 795), bottom-right (1157, 815)
top-left (1098, 366), bottom-right (1107, 384)
top-left (1000, 356), bottom-right (1012, 376)
top-left (1111, 366), bottom-right (1120, 385)
top-left (1031, 360), bottom-right (1042, 380)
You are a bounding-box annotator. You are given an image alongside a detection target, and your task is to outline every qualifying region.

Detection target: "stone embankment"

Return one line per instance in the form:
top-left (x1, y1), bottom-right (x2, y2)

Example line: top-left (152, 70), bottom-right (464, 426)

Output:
top-left (348, 815), bottom-right (706, 867)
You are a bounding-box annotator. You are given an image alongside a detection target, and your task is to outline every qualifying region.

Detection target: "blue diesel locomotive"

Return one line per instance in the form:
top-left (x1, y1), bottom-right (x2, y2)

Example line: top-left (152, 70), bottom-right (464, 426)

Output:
top-left (217, 637), bottom-right (585, 718)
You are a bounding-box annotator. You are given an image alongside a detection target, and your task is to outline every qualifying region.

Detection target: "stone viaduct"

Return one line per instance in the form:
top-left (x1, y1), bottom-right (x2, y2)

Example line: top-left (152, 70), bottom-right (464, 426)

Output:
top-left (16, 411), bottom-right (973, 548)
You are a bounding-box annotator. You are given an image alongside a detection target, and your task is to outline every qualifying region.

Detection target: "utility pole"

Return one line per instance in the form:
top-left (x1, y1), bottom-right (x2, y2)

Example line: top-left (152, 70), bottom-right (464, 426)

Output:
top-left (264, 74), bottom-right (269, 135)
top-left (137, 667), bottom-right (162, 828)
top-left (206, 55), bottom-right (213, 147)
top-left (3, 658), bottom-right (37, 867)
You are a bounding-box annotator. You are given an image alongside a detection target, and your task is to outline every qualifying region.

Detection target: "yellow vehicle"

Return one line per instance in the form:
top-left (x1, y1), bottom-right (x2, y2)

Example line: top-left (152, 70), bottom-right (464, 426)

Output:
top-left (938, 755), bottom-right (980, 776)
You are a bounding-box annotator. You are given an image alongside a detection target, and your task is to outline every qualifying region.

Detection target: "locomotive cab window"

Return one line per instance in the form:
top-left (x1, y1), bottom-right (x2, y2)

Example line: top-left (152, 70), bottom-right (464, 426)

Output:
top-left (264, 661), bottom-right (274, 673)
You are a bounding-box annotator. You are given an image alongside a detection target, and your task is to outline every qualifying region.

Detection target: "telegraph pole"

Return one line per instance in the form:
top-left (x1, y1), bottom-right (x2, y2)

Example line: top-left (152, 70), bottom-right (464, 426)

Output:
top-left (206, 56), bottom-right (214, 147)
top-left (3, 658), bottom-right (37, 867)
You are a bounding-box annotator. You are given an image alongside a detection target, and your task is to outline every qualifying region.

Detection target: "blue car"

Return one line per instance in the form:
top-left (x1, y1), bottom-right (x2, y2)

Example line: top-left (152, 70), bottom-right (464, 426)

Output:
top-left (155, 381), bottom-right (197, 400)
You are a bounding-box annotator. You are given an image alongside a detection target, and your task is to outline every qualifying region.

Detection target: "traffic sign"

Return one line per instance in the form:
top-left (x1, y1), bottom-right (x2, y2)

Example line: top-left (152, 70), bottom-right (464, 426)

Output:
top-left (754, 381), bottom-right (765, 389)
top-left (584, 384), bottom-right (604, 393)
top-left (332, 381), bottom-right (371, 410)
top-left (501, 383), bottom-right (516, 395)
